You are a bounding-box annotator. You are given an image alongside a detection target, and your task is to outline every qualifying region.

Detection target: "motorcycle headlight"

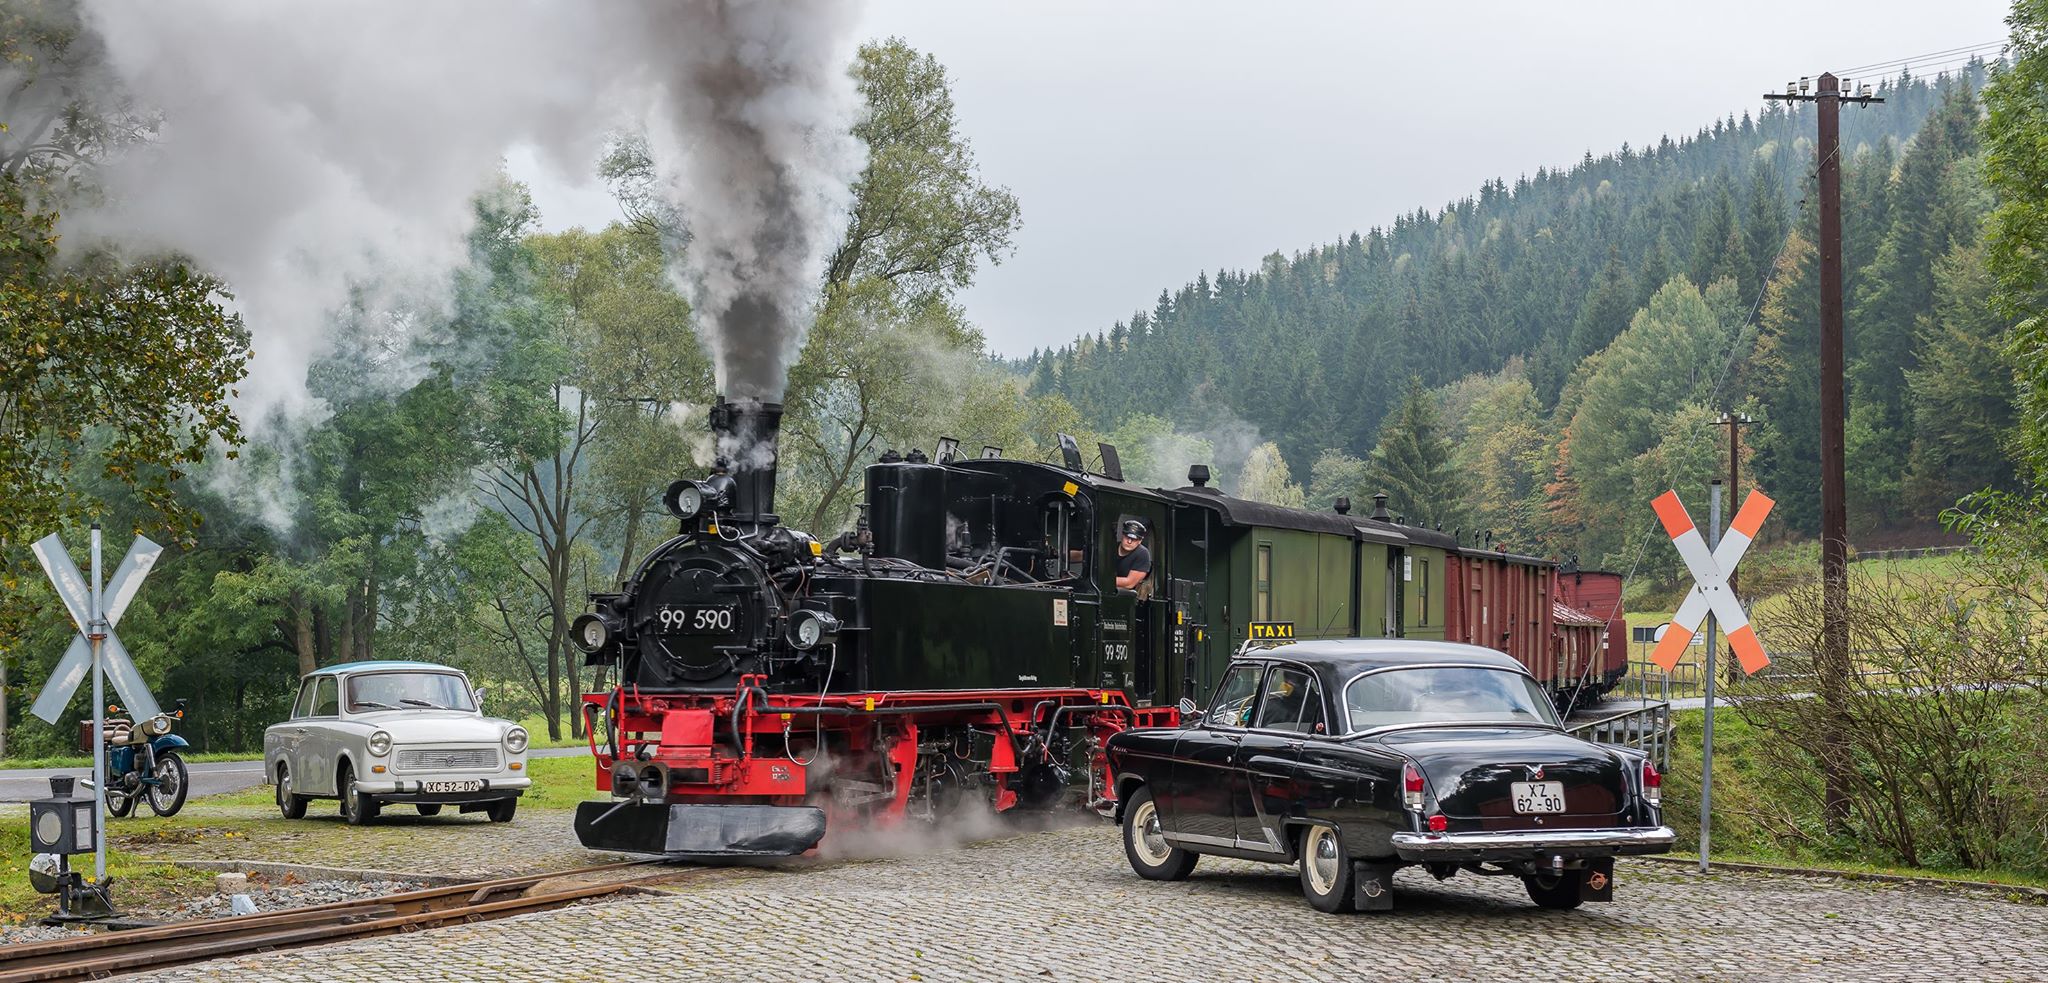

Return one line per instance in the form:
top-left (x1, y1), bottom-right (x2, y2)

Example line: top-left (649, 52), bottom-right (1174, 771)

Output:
top-left (144, 715), bottom-right (171, 737)
top-left (367, 730), bottom-right (392, 757)
top-left (505, 727), bottom-right (529, 754)
top-left (786, 609), bottom-right (841, 651)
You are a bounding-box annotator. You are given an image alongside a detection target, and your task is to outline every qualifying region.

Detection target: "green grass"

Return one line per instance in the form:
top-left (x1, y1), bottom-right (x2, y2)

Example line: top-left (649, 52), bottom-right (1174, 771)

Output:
top-left (511, 713), bottom-right (594, 750)
top-left (0, 824), bottom-right (215, 924)
top-left (1, 751), bottom-right (602, 922)
top-left (1658, 707), bottom-right (2048, 891)
top-left (1653, 850), bottom-right (2048, 893)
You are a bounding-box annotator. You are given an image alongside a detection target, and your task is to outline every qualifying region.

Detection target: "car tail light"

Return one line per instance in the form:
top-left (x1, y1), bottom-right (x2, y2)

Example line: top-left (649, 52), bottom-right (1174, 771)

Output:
top-left (1427, 813), bottom-right (1448, 833)
top-left (1642, 759), bottom-right (1662, 807)
top-left (1402, 763), bottom-right (1425, 813)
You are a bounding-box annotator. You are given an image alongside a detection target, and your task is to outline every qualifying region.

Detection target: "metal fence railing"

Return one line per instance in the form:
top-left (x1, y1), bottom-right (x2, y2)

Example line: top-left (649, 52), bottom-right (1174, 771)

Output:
top-left (1567, 700), bottom-right (1673, 771)
top-left (1850, 545), bottom-right (1976, 562)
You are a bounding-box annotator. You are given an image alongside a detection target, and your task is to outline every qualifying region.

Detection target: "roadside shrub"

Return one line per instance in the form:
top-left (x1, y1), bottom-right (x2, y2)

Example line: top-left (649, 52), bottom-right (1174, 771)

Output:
top-left (1730, 497), bottom-right (2048, 874)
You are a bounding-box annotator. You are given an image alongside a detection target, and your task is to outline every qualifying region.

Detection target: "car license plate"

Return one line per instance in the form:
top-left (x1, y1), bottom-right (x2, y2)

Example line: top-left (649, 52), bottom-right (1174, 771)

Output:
top-left (423, 780), bottom-right (483, 794)
top-left (1511, 781), bottom-right (1565, 814)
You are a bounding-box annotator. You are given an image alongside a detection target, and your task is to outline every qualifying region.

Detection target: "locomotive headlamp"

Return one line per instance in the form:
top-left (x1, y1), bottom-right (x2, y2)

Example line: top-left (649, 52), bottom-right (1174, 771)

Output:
top-left (570, 613), bottom-right (612, 654)
top-left (787, 609), bottom-right (841, 650)
top-left (664, 479), bottom-right (708, 520)
top-left (367, 730), bottom-right (392, 757)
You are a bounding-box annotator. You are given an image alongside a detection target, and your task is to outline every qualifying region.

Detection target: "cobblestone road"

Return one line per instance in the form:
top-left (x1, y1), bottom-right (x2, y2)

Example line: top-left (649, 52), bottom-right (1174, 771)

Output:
top-left (131, 821), bottom-right (2048, 982)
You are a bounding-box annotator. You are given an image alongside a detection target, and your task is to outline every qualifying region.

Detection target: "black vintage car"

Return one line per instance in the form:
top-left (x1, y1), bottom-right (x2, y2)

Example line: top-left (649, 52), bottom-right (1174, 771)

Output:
top-left (1103, 639), bottom-right (1674, 912)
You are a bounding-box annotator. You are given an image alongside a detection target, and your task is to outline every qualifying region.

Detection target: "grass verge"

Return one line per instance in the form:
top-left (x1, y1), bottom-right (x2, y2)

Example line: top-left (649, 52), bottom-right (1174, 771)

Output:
top-left (0, 753), bottom-right (601, 923)
top-left (1659, 706), bottom-right (2048, 892)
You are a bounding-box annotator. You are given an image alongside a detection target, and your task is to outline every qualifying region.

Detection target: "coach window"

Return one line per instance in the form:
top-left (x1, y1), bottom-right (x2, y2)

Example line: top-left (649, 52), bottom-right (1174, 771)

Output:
top-left (1254, 543), bottom-right (1273, 622)
top-left (1417, 558), bottom-right (1430, 627)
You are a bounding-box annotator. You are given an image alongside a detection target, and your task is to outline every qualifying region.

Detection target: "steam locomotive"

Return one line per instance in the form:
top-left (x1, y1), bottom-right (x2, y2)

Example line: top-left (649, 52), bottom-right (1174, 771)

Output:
top-left (570, 399), bottom-right (1626, 858)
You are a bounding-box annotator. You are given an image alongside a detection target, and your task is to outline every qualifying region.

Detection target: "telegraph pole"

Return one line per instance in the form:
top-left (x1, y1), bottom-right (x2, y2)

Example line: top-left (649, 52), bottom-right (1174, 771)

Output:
top-left (1715, 413), bottom-right (1754, 685)
top-left (1764, 73), bottom-right (1881, 828)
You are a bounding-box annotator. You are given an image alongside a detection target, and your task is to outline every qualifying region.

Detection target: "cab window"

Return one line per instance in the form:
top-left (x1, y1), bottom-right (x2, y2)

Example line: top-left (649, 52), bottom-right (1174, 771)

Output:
top-left (311, 677), bottom-right (340, 717)
top-left (1254, 665), bottom-right (1325, 734)
top-left (292, 680), bottom-right (318, 719)
top-left (1043, 500), bottom-right (1083, 580)
top-left (1204, 663), bottom-right (1263, 728)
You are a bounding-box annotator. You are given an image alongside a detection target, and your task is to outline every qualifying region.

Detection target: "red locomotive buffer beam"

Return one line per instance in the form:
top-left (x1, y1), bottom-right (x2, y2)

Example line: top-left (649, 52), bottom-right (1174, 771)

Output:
top-left (574, 677), bottom-right (1178, 857)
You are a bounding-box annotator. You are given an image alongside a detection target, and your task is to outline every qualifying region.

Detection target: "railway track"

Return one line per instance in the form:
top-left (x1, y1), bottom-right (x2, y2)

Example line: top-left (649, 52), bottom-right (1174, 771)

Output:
top-left (0, 860), bottom-right (672, 982)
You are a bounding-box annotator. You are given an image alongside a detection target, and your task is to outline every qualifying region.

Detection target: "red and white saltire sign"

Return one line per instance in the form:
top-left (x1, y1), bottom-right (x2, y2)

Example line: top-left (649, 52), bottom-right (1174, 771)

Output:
top-left (1649, 489), bottom-right (1774, 675)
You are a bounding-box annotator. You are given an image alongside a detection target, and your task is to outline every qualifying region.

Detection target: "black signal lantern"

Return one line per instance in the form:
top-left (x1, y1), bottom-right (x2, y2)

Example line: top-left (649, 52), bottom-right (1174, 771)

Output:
top-left (30, 776), bottom-right (96, 855)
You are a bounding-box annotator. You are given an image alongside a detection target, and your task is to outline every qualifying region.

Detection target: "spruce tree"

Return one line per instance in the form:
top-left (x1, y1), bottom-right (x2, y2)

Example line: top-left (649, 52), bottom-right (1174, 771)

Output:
top-left (1363, 378), bottom-right (1469, 531)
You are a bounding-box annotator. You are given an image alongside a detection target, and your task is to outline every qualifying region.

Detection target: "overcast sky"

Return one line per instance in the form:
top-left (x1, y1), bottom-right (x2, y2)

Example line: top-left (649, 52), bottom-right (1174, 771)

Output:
top-left (513, 0), bottom-right (2011, 360)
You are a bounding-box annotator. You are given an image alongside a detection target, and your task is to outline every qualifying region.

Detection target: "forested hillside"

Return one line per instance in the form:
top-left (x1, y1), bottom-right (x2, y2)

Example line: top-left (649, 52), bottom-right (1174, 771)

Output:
top-left (1027, 66), bottom-right (2011, 578)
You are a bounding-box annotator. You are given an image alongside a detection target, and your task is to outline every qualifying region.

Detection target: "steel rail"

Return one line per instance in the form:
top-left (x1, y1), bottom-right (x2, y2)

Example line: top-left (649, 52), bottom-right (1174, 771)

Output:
top-left (0, 860), bottom-right (664, 983)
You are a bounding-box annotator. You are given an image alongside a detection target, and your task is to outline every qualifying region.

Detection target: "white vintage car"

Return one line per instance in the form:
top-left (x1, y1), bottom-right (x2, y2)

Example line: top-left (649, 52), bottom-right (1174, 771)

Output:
top-left (263, 661), bottom-right (530, 825)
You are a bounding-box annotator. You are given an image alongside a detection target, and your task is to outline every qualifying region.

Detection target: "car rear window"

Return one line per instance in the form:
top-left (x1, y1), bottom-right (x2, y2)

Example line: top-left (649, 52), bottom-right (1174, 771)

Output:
top-left (1342, 667), bottom-right (1558, 732)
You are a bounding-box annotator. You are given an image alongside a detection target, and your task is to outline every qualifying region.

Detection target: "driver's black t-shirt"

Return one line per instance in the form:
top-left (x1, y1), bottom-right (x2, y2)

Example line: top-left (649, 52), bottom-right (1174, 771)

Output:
top-left (1115, 544), bottom-right (1152, 580)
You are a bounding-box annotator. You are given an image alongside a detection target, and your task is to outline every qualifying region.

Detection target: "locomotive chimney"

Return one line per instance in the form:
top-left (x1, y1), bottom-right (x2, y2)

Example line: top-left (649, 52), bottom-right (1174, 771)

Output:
top-left (709, 397), bottom-right (784, 526)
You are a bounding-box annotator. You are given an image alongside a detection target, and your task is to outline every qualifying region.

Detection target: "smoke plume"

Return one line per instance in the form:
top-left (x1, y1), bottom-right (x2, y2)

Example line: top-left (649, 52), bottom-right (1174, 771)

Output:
top-left (638, 3), bottom-right (865, 401)
top-left (53, 0), bottom-right (864, 419)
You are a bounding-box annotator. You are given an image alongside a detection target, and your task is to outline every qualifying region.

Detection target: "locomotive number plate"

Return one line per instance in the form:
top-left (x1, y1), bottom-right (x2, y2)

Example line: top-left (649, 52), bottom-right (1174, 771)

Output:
top-left (1511, 781), bottom-right (1566, 814)
top-left (657, 604), bottom-right (739, 634)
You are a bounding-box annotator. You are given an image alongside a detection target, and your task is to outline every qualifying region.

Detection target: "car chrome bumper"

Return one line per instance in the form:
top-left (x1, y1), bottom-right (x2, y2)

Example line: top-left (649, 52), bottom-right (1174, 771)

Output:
top-left (357, 775), bottom-right (531, 801)
top-left (1390, 825), bottom-right (1677, 861)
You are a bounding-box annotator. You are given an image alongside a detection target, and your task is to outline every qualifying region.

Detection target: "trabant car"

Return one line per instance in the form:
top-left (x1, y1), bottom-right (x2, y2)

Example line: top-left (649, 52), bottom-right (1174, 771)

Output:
top-left (264, 661), bottom-right (530, 825)
top-left (1104, 639), bottom-right (1673, 912)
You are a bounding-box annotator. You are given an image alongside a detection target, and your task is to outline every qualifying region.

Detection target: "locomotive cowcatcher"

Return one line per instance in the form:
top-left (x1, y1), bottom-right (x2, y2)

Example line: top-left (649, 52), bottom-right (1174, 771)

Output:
top-left (570, 399), bottom-right (1182, 857)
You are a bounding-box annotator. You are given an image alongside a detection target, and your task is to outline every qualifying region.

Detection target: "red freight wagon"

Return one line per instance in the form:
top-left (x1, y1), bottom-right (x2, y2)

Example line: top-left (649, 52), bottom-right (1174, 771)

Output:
top-left (1556, 568), bottom-right (1628, 696)
top-left (1442, 547), bottom-right (1559, 691)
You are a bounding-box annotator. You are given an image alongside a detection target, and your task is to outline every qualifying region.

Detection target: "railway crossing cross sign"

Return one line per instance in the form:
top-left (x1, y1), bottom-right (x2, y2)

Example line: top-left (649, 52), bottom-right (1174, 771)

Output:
top-left (28, 531), bottom-right (164, 724)
top-left (1648, 489), bottom-right (1774, 675)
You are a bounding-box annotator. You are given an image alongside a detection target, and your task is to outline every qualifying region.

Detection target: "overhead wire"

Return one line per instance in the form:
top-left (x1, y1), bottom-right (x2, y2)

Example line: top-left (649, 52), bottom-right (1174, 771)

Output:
top-left (1831, 40), bottom-right (2006, 77)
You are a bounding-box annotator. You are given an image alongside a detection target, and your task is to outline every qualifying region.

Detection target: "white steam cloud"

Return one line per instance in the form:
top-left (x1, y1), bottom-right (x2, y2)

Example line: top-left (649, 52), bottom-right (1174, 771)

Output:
top-left (59, 0), bottom-right (866, 421)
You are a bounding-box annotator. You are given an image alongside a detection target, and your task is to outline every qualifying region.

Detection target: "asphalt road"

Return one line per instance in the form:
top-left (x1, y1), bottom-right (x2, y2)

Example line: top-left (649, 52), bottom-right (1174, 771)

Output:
top-left (0, 746), bottom-right (587, 803)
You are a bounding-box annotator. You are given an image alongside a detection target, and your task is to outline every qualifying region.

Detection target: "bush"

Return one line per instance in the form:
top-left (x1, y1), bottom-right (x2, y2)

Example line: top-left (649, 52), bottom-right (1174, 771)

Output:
top-left (1728, 500), bottom-right (2048, 874)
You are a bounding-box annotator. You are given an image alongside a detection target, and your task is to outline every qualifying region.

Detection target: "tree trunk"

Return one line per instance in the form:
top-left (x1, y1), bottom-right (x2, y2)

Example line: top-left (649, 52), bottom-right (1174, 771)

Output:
top-left (358, 556), bottom-right (379, 661)
top-left (335, 594), bottom-right (355, 669)
top-left (0, 657), bottom-right (9, 760)
top-left (614, 506), bottom-right (644, 589)
top-left (315, 606), bottom-right (334, 666)
top-left (292, 589), bottom-right (317, 675)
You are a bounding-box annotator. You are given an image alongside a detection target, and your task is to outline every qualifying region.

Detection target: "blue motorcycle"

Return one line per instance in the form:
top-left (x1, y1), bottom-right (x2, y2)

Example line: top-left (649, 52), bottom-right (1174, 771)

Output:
top-left (97, 699), bottom-right (191, 818)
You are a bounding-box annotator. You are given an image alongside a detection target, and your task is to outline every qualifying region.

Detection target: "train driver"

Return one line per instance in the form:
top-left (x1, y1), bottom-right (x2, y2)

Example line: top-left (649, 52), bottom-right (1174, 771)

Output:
top-left (1115, 519), bottom-right (1153, 595)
